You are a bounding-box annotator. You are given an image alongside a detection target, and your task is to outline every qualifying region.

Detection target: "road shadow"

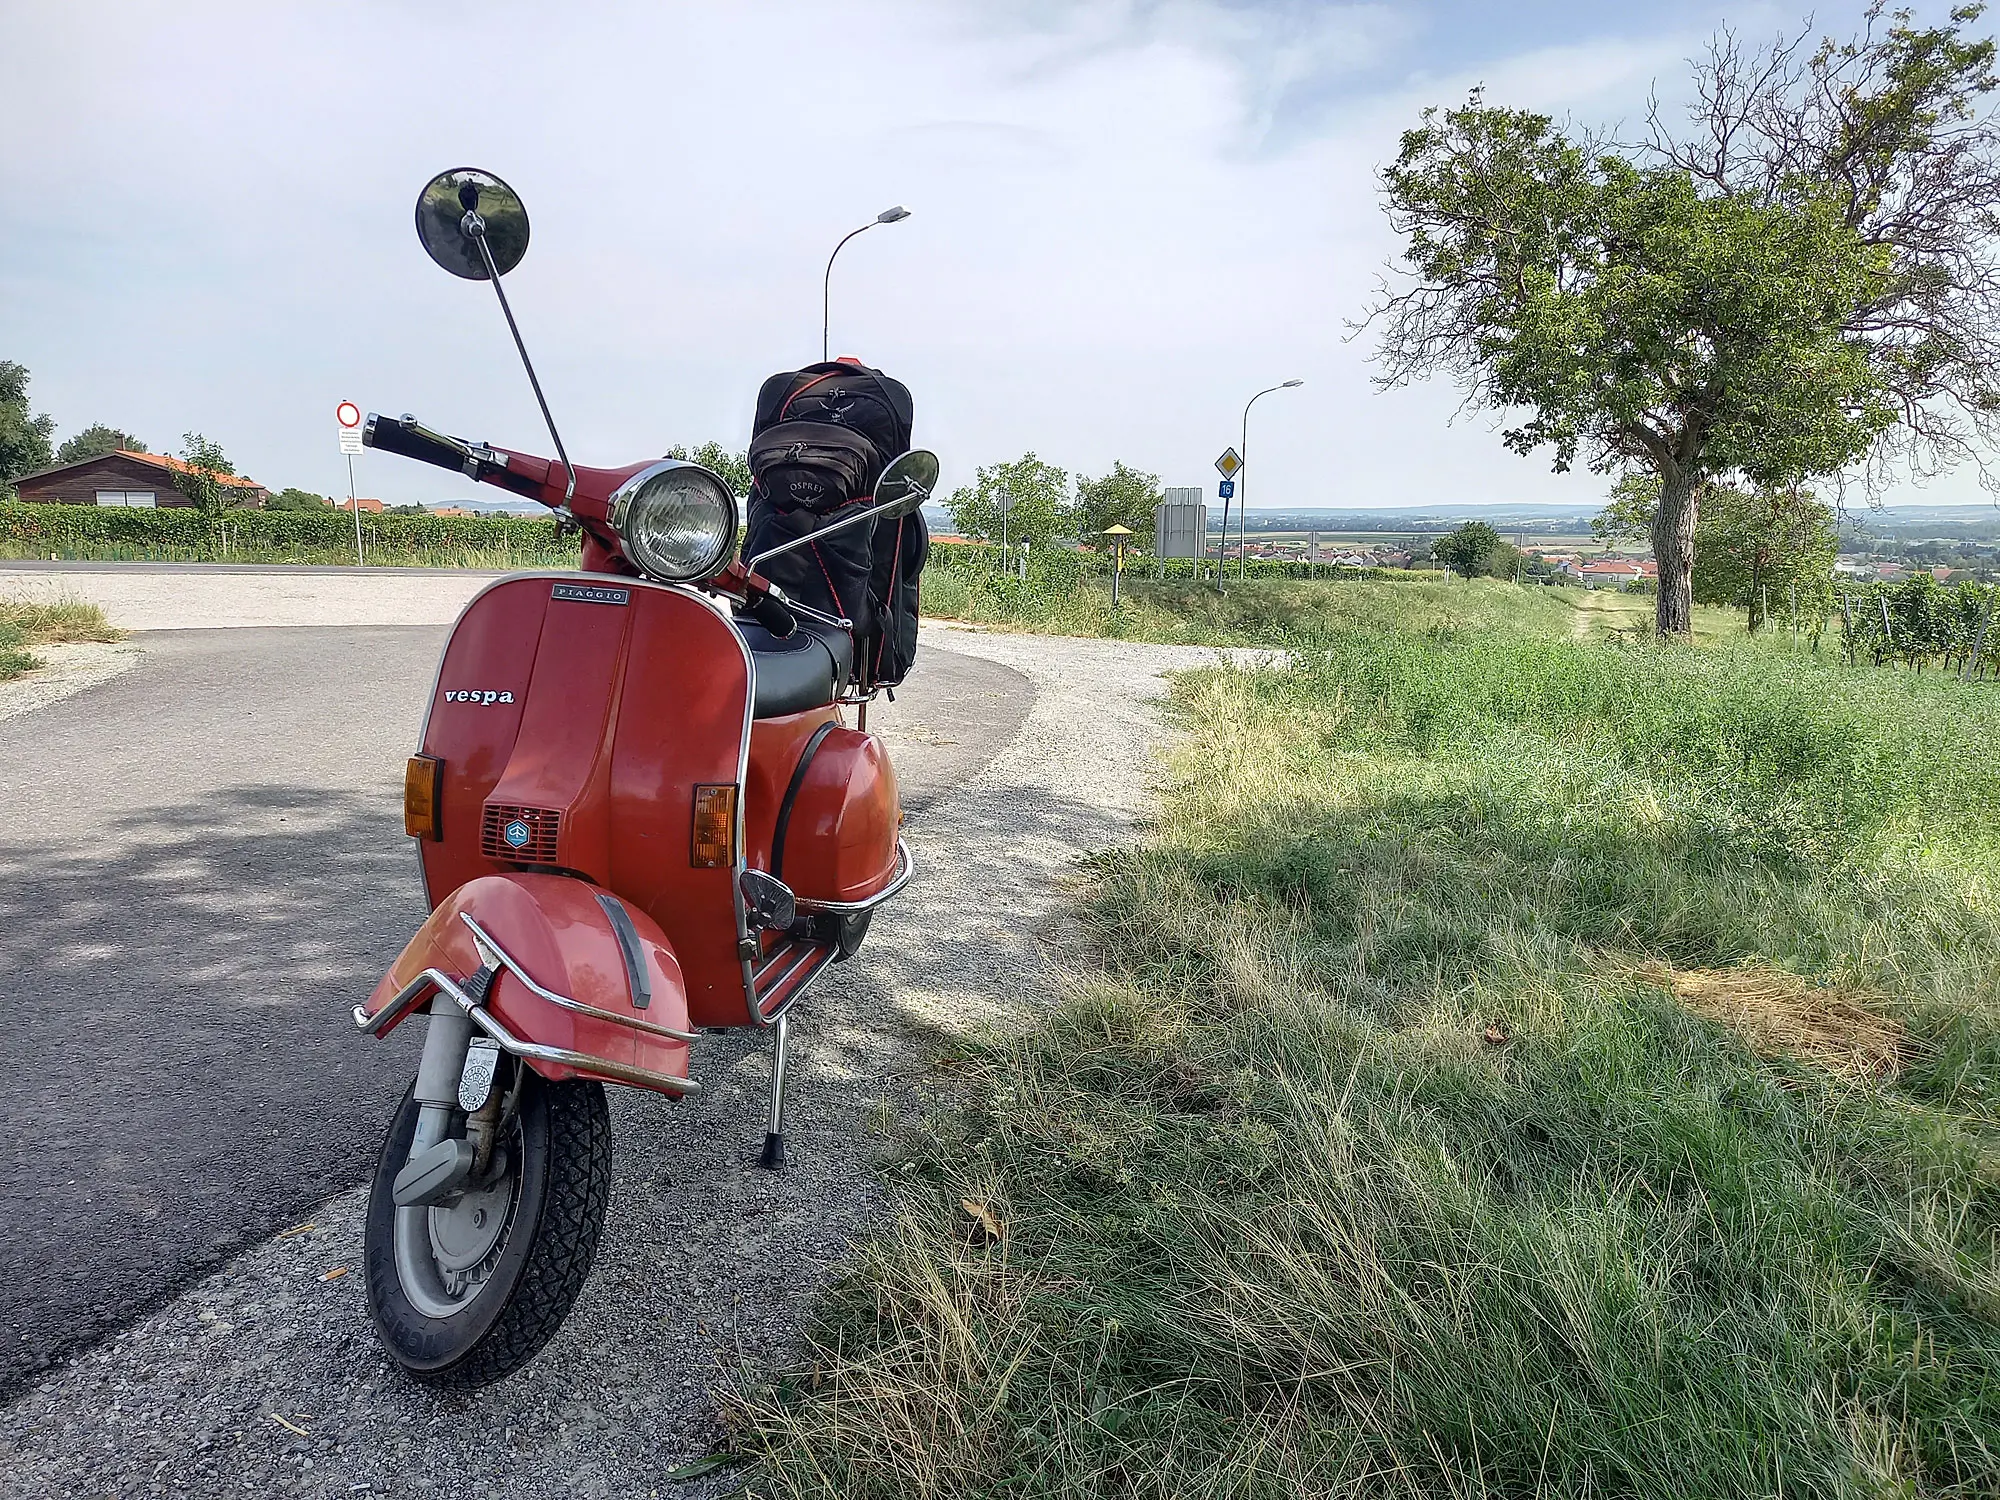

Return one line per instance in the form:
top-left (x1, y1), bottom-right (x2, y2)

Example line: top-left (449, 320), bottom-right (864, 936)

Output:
top-left (0, 782), bottom-right (422, 1395)
top-left (0, 770), bottom-right (1136, 1493)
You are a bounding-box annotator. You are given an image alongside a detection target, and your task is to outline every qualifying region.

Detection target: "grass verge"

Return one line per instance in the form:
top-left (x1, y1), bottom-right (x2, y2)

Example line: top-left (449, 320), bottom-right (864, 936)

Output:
top-left (736, 598), bottom-right (2000, 1496)
top-left (0, 597), bottom-right (124, 682)
top-left (921, 570), bottom-right (1745, 647)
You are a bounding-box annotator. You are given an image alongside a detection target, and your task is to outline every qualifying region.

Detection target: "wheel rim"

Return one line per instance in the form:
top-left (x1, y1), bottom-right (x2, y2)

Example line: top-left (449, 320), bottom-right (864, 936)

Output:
top-left (394, 1124), bottom-right (523, 1320)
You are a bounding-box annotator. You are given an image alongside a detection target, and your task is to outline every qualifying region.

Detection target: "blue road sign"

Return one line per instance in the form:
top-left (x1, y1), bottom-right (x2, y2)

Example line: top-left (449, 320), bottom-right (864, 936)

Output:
top-left (1217, 479), bottom-right (1236, 499)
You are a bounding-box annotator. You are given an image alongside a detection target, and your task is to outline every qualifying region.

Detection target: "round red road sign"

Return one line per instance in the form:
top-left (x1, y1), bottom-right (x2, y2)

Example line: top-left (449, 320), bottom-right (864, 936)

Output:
top-left (335, 401), bottom-right (362, 428)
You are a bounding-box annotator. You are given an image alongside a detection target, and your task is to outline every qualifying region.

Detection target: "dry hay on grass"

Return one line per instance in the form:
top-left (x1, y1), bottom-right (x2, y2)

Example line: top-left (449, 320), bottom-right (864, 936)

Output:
top-left (0, 595), bottom-right (122, 644)
top-left (1634, 960), bottom-right (1904, 1082)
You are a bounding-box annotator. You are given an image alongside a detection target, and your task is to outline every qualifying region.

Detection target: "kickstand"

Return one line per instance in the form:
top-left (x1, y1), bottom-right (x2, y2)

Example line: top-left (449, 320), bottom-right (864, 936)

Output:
top-left (758, 1011), bottom-right (791, 1169)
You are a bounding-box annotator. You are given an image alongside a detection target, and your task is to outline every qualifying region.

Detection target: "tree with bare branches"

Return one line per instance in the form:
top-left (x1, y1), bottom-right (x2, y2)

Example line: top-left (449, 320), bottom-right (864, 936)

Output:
top-left (1364, 4), bottom-right (2000, 637)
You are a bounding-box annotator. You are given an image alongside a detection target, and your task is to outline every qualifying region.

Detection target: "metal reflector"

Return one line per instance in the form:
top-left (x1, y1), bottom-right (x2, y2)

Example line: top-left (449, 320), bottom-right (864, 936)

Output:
top-left (404, 754), bottom-right (444, 839)
top-left (690, 784), bottom-right (737, 868)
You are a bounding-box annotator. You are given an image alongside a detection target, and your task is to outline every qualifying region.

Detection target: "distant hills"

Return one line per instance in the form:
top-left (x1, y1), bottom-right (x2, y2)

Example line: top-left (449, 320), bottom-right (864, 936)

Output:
top-left (437, 495), bottom-right (2000, 544)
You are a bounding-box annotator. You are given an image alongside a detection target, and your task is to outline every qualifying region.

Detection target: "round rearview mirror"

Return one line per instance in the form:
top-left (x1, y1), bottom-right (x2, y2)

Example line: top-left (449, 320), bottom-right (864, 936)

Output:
top-left (415, 168), bottom-right (530, 281)
top-left (873, 450), bottom-right (938, 519)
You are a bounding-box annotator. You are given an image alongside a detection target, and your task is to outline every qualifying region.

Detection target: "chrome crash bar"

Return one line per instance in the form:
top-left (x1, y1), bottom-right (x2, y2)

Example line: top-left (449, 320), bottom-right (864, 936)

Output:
top-left (793, 838), bottom-right (915, 915)
top-left (352, 929), bottom-right (700, 1096)
top-left (743, 839), bottom-right (915, 1025)
top-left (457, 914), bottom-right (699, 1043)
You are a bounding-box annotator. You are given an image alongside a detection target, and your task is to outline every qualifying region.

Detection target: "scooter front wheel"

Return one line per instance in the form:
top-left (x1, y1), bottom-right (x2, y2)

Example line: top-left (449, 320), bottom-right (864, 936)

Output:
top-left (363, 1067), bottom-right (612, 1387)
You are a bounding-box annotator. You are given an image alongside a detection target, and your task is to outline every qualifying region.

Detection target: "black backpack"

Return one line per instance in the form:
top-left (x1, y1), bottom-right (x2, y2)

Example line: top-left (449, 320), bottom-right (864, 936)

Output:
top-left (867, 509), bottom-right (929, 688)
top-left (749, 361), bottom-right (913, 515)
top-left (742, 502), bottom-right (881, 646)
top-left (743, 359), bottom-right (927, 687)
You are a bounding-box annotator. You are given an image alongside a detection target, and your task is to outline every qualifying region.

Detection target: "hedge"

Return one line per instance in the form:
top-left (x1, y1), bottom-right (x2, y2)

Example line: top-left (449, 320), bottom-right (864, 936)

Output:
top-left (0, 500), bottom-right (576, 564)
top-left (930, 537), bottom-right (1441, 585)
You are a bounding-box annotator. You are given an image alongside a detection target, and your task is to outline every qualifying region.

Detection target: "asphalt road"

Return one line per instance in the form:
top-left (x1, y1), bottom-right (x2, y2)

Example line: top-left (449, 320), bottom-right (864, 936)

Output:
top-left (0, 627), bottom-right (1030, 1397)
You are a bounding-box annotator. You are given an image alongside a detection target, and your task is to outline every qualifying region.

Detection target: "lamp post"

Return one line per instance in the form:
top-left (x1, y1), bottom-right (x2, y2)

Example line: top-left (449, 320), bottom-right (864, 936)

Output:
top-left (1237, 379), bottom-right (1303, 579)
top-left (823, 206), bottom-right (911, 361)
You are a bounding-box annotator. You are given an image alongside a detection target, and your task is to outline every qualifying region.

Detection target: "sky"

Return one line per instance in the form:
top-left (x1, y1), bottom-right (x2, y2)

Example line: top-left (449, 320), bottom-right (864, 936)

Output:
top-left (3, 0), bottom-right (1989, 513)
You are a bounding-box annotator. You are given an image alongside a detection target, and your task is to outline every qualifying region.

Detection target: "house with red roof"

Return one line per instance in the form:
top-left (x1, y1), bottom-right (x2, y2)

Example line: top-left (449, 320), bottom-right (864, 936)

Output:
top-left (14, 450), bottom-right (269, 508)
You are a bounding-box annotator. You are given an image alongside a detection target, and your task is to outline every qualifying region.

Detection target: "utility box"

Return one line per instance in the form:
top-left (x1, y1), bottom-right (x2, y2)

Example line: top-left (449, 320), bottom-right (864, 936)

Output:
top-left (1155, 490), bottom-right (1206, 559)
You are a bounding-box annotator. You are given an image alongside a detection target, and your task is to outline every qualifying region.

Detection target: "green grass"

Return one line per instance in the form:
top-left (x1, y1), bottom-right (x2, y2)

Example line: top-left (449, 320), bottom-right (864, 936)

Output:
top-left (920, 570), bottom-right (1744, 647)
top-left (0, 597), bottom-right (122, 682)
top-left (738, 585), bottom-right (2000, 1497)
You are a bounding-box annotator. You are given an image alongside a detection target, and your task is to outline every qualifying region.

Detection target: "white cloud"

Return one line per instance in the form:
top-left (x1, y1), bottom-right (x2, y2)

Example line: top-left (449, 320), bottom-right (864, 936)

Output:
top-left (1, 0), bottom-right (1979, 512)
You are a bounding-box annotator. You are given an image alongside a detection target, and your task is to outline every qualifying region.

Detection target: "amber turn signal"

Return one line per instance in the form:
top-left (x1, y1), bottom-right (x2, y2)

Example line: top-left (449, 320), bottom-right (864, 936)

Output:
top-left (404, 754), bottom-right (444, 840)
top-left (691, 784), bottom-right (737, 868)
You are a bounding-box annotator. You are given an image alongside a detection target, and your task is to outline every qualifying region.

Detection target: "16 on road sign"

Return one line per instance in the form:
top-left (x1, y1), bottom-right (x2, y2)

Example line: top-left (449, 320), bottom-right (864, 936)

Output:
top-left (1217, 479), bottom-right (1235, 499)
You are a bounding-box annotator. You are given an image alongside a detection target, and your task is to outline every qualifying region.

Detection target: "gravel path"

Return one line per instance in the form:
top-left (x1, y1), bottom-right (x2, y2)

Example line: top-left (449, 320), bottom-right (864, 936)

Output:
top-left (0, 567), bottom-right (494, 630)
top-left (0, 623), bottom-right (1248, 1499)
top-left (0, 641), bottom-right (144, 722)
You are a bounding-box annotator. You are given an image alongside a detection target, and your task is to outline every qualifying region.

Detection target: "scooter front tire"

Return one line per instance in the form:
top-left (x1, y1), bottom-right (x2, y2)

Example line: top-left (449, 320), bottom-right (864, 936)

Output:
top-left (363, 1069), bottom-right (612, 1387)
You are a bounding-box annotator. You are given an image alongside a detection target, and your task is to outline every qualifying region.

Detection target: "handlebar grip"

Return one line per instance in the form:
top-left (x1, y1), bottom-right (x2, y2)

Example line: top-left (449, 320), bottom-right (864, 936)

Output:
top-left (363, 414), bottom-right (470, 475)
top-left (746, 588), bottom-right (798, 639)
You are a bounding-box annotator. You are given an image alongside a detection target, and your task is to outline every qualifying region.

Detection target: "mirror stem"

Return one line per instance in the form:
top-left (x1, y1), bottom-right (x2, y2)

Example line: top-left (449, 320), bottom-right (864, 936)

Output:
top-left (745, 487), bottom-right (928, 575)
top-left (470, 230), bottom-right (576, 512)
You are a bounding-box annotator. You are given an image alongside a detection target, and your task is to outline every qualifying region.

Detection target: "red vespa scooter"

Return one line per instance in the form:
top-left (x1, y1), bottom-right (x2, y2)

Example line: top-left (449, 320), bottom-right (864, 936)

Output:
top-left (347, 169), bottom-right (933, 1386)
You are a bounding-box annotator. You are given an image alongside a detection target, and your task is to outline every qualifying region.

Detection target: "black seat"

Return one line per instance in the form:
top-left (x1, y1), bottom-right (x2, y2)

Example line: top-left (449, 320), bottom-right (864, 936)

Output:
top-left (735, 618), bottom-right (853, 719)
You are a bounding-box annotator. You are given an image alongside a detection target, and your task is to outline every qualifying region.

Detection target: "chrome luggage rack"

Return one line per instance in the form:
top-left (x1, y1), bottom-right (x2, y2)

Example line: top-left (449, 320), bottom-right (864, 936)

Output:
top-left (353, 913), bottom-right (702, 1096)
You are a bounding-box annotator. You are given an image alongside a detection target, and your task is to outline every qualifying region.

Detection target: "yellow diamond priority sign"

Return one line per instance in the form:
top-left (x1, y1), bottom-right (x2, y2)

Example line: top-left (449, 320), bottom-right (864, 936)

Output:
top-left (1214, 446), bottom-right (1241, 478)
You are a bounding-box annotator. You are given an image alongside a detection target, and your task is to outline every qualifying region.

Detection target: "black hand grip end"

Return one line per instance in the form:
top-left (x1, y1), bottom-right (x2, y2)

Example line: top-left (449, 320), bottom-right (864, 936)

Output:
top-left (362, 413), bottom-right (469, 475)
top-left (748, 589), bottom-right (798, 640)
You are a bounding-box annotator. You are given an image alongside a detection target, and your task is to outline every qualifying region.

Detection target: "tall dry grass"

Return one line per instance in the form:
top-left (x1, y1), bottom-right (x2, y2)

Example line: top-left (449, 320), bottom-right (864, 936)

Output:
top-left (0, 596), bottom-right (122, 681)
top-left (735, 584), bottom-right (2000, 1498)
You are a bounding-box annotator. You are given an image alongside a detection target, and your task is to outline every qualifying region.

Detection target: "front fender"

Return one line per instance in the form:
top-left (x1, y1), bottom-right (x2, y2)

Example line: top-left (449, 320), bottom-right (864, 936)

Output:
top-left (361, 873), bottom-right (695, 1097)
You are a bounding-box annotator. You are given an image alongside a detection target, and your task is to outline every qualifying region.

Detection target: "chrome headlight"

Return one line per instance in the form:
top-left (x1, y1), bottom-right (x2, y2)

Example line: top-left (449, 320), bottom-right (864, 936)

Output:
top-left (607, 461), bottom-right (738, 583)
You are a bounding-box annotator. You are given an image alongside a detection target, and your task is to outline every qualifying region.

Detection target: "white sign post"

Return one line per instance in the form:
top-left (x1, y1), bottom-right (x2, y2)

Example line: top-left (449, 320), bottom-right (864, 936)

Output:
top-left (336, 402), bottom-right (364, 565)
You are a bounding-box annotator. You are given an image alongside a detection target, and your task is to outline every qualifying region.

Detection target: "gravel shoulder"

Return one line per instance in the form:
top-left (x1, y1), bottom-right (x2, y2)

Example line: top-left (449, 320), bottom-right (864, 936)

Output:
top-left (0, 566), bottom-right (493, 630)
top-left (0, 640), bottom-right (144, 721)
top-left (0, 622), bottom-right (1249, 1499)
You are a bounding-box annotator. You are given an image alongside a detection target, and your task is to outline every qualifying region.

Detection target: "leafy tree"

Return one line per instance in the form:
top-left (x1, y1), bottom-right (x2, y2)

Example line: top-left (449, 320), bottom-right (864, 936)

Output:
top-left (265, 487), bottom-right (331, 511)
top-left (177, 432), bottom-right (234, 516)
top-left (1072, 461), bottom-right (1162, 552)
top-left (1598, 475), bottom-right (1839, 628)
top-left (945, 454), bottom-right (1071, 546)
top-left (1366, 6), bottom-right (2000, 638)
top-left (55, 424), bottom-right (147, 464)
top-left (1693, 484), bottom-right (1839, 630)
top-left (1435, 520), bottom-right (1505, 578)
top-left (1592, 473), bottom-right (1661, 548)
top-left (0, 361), bottom-right (55, 489)
top-left (666, 441), bottom-right (751, 498)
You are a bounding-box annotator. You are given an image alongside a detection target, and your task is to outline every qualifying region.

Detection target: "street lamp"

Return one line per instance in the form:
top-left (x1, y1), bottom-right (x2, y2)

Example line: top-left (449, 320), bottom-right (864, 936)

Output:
top-left (823, 206), bottom-right (911, 361)
top-left (1237, 378), bottom-right (1303, 579)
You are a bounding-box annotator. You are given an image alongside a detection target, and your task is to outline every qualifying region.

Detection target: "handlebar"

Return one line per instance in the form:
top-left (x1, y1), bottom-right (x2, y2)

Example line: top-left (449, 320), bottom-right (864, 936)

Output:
top-left (745, 587), bottom-right (798, 639)
top-left (363, 413), bottom-right (477, 475)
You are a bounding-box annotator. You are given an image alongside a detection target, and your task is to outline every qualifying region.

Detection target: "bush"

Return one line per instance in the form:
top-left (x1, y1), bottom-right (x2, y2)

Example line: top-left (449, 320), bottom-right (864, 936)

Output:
top-left (0, 500), bottom-right (577, 568)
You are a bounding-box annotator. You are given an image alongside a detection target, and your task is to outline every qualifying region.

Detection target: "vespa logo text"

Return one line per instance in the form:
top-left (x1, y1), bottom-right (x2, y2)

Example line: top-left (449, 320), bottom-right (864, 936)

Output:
top-left (443, 689), bottom-right (516, 705)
